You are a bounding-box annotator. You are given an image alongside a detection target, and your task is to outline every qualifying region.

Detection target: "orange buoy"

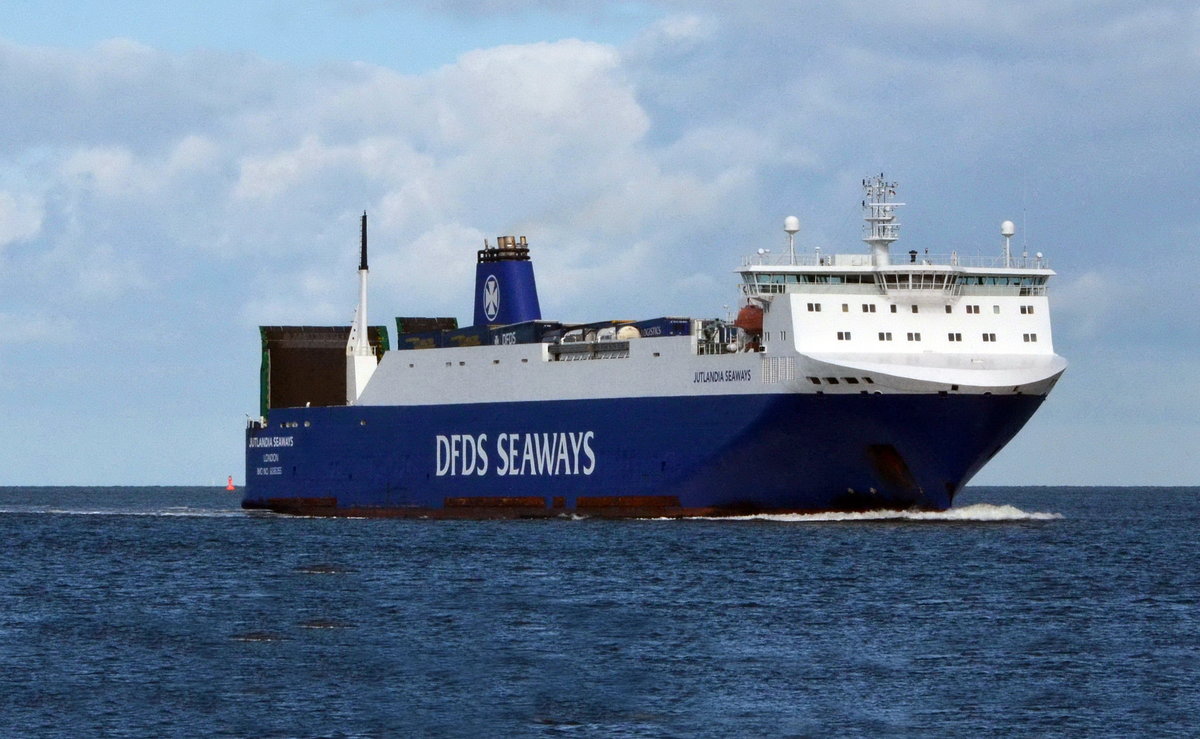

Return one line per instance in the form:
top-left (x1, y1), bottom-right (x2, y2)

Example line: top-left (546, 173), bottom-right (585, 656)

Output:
top-left (226, 475), bottom-right (236, 491)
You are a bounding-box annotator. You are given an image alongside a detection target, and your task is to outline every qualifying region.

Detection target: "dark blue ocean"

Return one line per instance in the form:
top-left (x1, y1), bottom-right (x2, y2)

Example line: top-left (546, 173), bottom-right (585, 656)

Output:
top-left (1, 486), bottom-right (1197, 737)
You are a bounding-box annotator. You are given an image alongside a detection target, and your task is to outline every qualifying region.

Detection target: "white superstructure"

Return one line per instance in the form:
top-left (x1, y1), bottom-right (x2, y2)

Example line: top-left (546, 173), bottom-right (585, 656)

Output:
top-left (353, 176), bottom-right (1063, 407)
top-left (742, 175), bottom-right (1063, 394)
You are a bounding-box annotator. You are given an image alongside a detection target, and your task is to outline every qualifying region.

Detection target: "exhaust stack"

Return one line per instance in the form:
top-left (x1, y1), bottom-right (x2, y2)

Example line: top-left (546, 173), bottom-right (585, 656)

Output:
top-left (472, 235), bottom-right (542, 327)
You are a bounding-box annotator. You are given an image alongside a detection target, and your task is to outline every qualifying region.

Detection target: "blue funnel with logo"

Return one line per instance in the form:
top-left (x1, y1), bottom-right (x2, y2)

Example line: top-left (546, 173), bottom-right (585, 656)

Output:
top-left (473, 235), bottom-right (542, 327)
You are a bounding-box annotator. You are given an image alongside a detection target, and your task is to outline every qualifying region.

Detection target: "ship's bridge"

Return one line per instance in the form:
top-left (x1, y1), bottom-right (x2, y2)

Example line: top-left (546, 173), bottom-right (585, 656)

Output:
top-left (738, 252), bottom-right (1053, 301)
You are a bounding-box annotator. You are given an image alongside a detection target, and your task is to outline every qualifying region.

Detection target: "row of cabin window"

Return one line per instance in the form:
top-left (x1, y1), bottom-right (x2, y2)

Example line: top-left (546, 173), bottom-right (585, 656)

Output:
top-left (871, 332), bottom-right (924, 341)
top-left (836, 332), bottom-right (1039, 342)
top-left (957, 304), bottom-right (1036, 315)
top-left (807, 303), bottom-right (1037, 314)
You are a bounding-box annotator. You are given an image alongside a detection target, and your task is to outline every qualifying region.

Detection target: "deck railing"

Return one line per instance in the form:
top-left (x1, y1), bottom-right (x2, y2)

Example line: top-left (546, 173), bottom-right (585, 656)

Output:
top-left (741, 252), bottom-right (1050, 270)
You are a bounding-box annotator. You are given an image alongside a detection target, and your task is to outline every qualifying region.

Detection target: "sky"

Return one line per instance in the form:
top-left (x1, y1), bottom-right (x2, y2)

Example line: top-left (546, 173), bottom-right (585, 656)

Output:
top-left (0, 0), bottom-right (1197, 486)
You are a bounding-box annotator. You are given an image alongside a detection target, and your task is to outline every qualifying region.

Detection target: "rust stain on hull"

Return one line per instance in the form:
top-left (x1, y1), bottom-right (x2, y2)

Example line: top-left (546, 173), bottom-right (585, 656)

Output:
top-left (576, 495), bottom-right (680, 509)
top-left (243, 487), bottom-right (938, 519)
top-left (242, 496), bottom-right (927, 519)
top-left (444, 496), bottom-right (547, 508)
top-left (245, 493), bottom-right (710, 518)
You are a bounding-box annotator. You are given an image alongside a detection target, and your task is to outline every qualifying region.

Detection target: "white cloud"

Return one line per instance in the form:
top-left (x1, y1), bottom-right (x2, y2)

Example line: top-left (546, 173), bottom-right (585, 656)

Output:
top-left (241, 266), bottom-right (348, 326)
top-left (233, 135), bottom-right (433, 202)
top-left (0, 191), bottom-right (43, 247)
top-left (60, 147), bottom-right (141, 194)
top-left (429, 40), bottom-right (649, 161)
top-left (234, 136), bottom-right (335, 201)
top-left (375, 221), bottom-right (484, 315)
top-left (166, 135), bottom-right (222, 176)
top-left (642, 13), bottom-right (717, 46)
top-left (58, 135), bottom-right (225, 198)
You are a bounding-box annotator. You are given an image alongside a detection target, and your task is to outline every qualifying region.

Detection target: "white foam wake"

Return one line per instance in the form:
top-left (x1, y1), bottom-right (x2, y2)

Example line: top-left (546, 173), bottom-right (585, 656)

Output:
top-left (0, 507), bottom-right (244, 518)
top-left (701, 503), bottom-right (1062, 523)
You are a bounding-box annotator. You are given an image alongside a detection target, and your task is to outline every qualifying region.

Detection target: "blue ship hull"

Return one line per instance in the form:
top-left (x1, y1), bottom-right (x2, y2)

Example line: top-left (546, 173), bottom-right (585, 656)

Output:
top-left (242, 392), bottom-right (1046, 517)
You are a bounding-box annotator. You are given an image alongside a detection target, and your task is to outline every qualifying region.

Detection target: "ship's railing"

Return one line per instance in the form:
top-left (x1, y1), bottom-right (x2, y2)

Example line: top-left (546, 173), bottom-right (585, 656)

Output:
top-left (741, 281), bottom-right (1048, 298)
top-left (742, 252), bottom-right (1050, 270)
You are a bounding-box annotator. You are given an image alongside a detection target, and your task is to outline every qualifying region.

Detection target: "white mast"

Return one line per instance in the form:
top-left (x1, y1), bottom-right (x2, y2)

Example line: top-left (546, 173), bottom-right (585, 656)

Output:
top-left (346, 211), bottom-right (378, 404)
top-left (862, 174), bottom-right (903, 267)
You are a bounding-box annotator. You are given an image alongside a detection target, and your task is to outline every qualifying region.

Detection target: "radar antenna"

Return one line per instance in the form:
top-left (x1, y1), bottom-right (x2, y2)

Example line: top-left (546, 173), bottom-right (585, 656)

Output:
top-left (784, 216), bottom-right (800, 265)
top-left (1001, 220), bottom-right (1016, 267)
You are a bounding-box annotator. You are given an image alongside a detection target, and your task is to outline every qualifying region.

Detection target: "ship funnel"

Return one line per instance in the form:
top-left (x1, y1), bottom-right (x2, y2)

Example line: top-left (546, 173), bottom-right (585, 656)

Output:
top-left (472, 235), bottom-right (542, 327)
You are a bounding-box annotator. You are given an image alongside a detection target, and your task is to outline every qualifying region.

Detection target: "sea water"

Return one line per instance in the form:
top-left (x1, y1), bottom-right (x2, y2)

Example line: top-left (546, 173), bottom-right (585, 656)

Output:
top-left (1, 486), bottom-right (1197, 737)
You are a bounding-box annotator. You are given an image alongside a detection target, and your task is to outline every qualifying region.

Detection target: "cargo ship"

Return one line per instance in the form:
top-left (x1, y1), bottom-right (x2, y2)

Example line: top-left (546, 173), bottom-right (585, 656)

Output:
top-left (243, 176), bottom-right (1065, 517)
